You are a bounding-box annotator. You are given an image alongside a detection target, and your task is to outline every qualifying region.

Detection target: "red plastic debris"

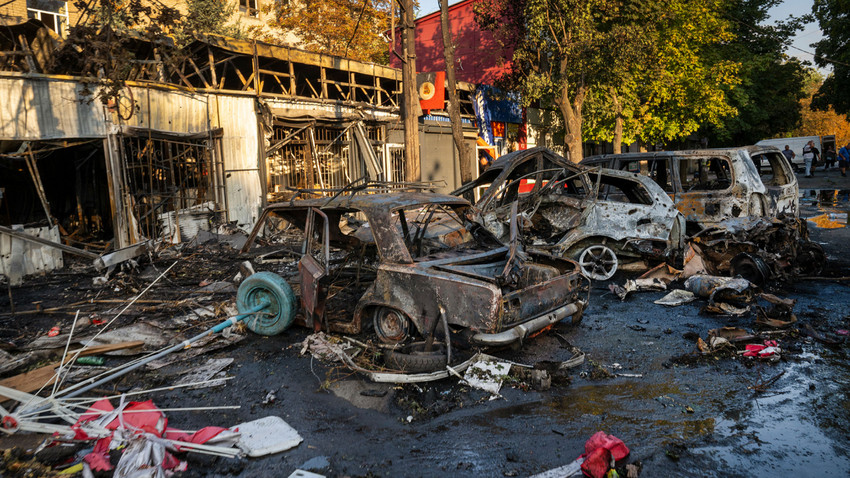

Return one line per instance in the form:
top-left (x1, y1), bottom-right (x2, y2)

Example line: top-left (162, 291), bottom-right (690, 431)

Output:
top-left (581, 447), bottom-right (612, 478)
top-left (584, 431), bottom-right (630, 461)
top-left (47, 326), bottom-right (60, 337)
top-left (580, 431), bottom-right (630, 478)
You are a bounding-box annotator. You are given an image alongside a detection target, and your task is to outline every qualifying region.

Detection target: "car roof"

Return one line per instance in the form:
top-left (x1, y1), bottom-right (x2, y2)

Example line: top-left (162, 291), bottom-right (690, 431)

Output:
top-left (263, 192), bottom-right (470, 215)
top-left (487, 146), bottom-right (580, 171)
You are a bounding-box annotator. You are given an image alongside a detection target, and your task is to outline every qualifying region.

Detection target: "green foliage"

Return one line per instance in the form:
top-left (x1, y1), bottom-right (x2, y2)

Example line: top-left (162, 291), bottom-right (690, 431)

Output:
top-left (180, 0), bottom-right (244, 40)
top-left (812, 0), bottom-right (850, 118)
top-left (703, 0), bottom-right (809, 146)
top-left (477, 0), bottom-right (739, 158)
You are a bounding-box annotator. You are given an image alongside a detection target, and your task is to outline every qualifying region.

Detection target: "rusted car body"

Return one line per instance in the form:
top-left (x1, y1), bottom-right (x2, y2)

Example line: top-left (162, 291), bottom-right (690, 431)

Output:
top-left (242, 192), bottom-right (587, 347)
top-left (453, 148), bottom-right (685, 280)
top-left (581, 147), bottom-right (798, 229)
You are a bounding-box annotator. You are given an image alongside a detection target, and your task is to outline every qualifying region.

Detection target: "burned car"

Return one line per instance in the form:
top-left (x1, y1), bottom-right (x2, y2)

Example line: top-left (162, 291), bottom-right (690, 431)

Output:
top-left (238, 190), bottom-right (588, 356)
top-left (453, 147), bottom-right (685, 280)
top-left (581, 147), bottom-right (798, 230)
top-left (744, 145), bottom-right (799, 218)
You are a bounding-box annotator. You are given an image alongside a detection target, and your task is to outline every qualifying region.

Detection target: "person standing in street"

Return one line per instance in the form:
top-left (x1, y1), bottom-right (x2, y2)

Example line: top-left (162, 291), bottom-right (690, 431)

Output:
top-left (782, 145), bottom-right (796, 164)
top-left (802, 140), bottom-right (820, 177)
top-left (838, 143), bottom-right (850, 177)
top-left (824, 146), bottom-right (836, 170)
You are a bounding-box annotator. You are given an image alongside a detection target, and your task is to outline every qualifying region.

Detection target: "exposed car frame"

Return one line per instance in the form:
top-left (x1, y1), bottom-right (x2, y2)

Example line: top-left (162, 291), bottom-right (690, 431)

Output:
top-left (241, 189), bottom-right (588, 348)
top-left (453, 147), bottom-right (686, 280)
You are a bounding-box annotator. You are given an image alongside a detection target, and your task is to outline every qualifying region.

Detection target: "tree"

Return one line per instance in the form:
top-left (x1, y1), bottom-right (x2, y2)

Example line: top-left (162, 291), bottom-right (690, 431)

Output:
top-left (703, 0), bottom-right (808, 146)
top-left (56, 0), bottom-right (183, 104)
top-left (477, 0), bottom-right (738, 161)
top-left (812, 0), bottom-right (850, 117)
top-left (180, 0), bottom-right (244, 40)
top-left (261, 0), bottom-right (391, 63)
top-left (584, 0), bottom-right (739, 152)
top-left (439, 0), bottom-right (474, 185)
top-left (793, 71), bottom-right (850, 142)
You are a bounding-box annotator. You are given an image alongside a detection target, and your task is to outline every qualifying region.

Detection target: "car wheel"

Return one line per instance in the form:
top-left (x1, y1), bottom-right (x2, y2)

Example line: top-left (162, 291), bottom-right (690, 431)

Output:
top-left (236, 271), bottom-right (296, 336)
top-left (578, 245), bottom-right (619, 281)
top-left (373, 307), bottom-right (411, 344)
top-left (385, 341), bottom-right (448, 373)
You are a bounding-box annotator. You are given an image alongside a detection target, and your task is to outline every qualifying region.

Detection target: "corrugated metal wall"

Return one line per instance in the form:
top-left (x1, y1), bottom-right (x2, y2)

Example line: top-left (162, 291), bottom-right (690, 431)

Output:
top-left (0, 76), bottom-right (107, 139)
top-left (122, 87), bottom-right (263, 229)
top-left (0, 76), bottom-right (263, 230)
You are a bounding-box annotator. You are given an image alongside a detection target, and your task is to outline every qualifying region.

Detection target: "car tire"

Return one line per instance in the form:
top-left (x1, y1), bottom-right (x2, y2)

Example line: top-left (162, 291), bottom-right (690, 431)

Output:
top-left (236, 271), bottom-right (296, 336)
top-left (385, 341), bottom-right (448, 373)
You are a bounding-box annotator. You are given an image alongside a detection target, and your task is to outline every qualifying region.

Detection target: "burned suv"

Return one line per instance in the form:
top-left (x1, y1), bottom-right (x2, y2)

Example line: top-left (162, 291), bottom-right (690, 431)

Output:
top-left (582, 147), bottom-right (798, 230)
top-left (240, 189), bottom-right (587, 350)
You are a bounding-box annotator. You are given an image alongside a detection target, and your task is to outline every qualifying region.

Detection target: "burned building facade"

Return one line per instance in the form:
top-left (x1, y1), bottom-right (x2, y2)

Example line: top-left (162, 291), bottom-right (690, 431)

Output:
top-left (0, 20), bottom-right (477, 283)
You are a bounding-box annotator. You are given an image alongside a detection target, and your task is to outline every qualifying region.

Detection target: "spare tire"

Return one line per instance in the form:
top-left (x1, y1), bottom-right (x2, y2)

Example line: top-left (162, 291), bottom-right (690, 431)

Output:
top-left (385, 341), bottom-right (448, 373)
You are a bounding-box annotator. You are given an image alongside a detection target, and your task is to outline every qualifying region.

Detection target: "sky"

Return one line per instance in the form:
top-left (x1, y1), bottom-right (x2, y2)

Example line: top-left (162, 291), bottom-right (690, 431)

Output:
top-left (415, 0), bottom-right (825, 69)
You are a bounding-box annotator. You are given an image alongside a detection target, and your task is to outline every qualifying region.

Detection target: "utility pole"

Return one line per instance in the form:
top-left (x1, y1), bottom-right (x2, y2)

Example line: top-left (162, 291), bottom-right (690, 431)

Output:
top-left (400, 0), bottom-right (421, 182)
top-left (438, 0), bottom-right (473, 187)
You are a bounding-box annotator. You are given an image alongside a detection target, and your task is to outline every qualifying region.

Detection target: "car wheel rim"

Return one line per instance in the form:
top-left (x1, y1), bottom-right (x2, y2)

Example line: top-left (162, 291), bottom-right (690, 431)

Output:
top-left (578, 245), bottom-right (618, 280)
top-left (373, 307), bottom-right (410, 344)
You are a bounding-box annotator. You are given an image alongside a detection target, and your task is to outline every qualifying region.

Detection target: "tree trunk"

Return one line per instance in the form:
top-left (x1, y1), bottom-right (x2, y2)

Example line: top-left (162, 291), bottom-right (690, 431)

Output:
top-left (400, 0), bottom-right (421, 182)
top-left (611, 88), bottom-right (623, 154)
top-left (438, 0), bottom-right (473, 187)
top-left (556, 81), bottom-right (585, 163)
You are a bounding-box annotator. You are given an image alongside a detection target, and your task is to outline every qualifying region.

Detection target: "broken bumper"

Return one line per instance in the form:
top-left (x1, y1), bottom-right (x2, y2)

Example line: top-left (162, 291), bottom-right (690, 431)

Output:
top-left (470, 300), bottom-right (587, 347)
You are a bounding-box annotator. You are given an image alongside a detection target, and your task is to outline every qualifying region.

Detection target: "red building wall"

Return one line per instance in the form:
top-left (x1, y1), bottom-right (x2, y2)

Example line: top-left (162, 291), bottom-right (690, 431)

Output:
top-left (389, 0), bottom-right (513, 85)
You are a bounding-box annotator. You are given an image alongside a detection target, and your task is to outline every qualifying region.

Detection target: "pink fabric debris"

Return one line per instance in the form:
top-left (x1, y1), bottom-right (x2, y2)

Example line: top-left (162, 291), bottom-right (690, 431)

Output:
top-left (165, 426), bottom-right (229, 446)
top-left (743, 340), bottom-right (780, 357)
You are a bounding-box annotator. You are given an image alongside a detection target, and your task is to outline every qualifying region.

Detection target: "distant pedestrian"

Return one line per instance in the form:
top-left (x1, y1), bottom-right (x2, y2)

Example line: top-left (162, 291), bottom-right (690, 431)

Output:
top-left (802, 140), bottom-right (820, 177)
top-left (782, 145), bottom-right (796, 163)
top-left (838, 143), bottom-right (850, 177)
top-left (824, 146), bottom-right (836, 170)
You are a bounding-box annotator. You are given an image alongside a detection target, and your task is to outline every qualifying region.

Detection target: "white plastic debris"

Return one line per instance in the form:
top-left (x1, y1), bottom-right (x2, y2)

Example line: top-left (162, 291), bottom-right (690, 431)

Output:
top-left (233, 416), bottom-right (302, 457)
top-left (463, 360), bottom-right (511, 396)
top-left (654, 289), bottom-right (696, 306)
top-left (288, 470), bottom-right (326, 478)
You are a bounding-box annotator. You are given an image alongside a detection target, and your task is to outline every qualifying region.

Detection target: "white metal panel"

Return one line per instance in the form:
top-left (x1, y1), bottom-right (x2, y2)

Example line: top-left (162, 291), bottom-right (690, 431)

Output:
top-left (0, 77), bottom-right (107, 139)
top-left (0, 225), bottom-right (64, 286)
top-left (211, 95), bottom-right (263, 229)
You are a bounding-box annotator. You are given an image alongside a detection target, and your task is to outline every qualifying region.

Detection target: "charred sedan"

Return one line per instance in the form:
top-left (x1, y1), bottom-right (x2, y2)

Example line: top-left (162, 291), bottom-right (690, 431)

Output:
top-left (454, 147), bottom-right (685, 280)
top-left (239, 190), bottom-right (588, 354)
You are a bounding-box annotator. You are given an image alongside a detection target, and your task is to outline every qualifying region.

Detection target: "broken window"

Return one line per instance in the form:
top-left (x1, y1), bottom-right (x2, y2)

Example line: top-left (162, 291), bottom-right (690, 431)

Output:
top-left (239, 0), bottom-right (258, 16)
top-left (267, 122), bottom-right (385, 200)
top-left (590, 173), bottom-right (653, 205)
top-left (117, 130), bottom-right (224, 241)
top-left (752, 152), bottom-right (792, 186)
top-left (392, 204), bottom-right (475, 259)
top-left (678, 157), bottom-right (732, 192)
top-left (619, 159), bottom-right (674, 193)
top-left (27, 0), bottom-right (68, 36)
